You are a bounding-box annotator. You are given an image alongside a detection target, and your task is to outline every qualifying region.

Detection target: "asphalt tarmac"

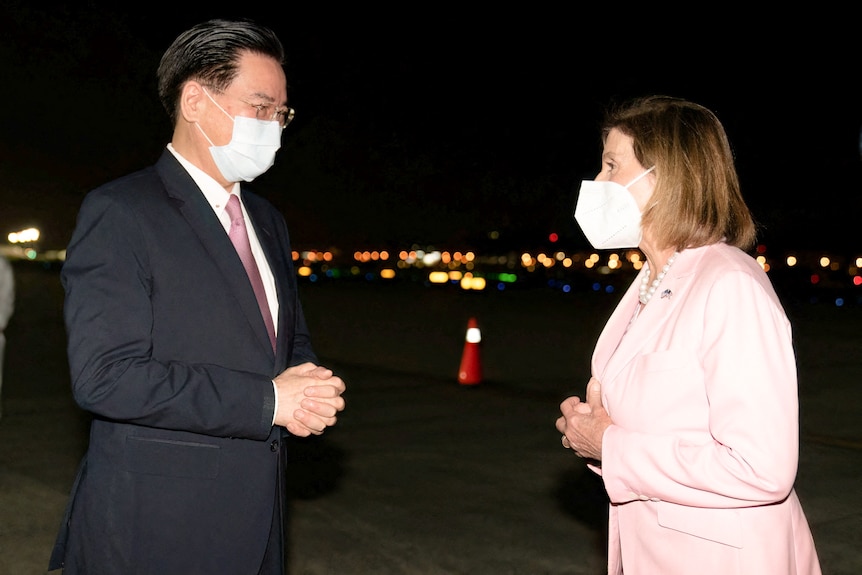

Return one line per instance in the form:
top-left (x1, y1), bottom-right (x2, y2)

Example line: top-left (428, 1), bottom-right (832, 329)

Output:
top-left (1, 262), bottom-right (860, 574)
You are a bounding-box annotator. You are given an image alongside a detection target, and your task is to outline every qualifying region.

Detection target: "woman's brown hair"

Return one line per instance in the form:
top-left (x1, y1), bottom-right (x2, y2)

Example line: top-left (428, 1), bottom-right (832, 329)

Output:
top-left (602, 95), bottom-right (757, 251)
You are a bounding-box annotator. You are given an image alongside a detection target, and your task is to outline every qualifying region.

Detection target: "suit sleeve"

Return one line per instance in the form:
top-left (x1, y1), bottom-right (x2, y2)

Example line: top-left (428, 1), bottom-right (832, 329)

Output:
top-left (63, 190), bottom-right (276, 440)
top-left (270, 210), bottom-right (318, 367)
top-left (290, 296), bottom-right (318, 366)
top-left (599, 269), bottom-right (800, 508)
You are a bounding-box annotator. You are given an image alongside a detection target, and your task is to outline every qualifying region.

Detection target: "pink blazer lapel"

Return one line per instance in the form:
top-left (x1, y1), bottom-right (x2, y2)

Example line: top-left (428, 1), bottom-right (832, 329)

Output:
top-left (592, 248), bottom-right (703, 388)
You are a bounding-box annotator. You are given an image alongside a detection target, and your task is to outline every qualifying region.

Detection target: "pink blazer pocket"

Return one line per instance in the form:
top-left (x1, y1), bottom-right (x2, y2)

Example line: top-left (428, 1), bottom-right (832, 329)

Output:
top-left (657, 502), bottom-right (744, 548)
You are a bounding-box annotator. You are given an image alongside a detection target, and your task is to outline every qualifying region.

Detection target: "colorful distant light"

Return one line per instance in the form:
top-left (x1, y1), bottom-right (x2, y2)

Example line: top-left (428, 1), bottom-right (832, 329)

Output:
top-left (7, 228), bottom-right (40, 243)
top-left (428, 271), bottom-right (449, 284)
top-left (422, 251), bottom-right (442, 266)
top-left (282, 242), bottom-right (860, 306)
top-left (460, 275), bottom-right (486, 291)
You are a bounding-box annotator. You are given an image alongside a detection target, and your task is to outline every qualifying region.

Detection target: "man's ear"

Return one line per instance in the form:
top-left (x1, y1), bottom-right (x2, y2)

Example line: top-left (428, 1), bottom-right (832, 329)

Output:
top-left (179, 80), bottom-right (207, 124)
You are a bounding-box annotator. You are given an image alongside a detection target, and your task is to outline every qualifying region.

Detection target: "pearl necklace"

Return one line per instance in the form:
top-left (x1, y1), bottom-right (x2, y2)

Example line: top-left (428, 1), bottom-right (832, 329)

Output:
top-left (639, 252), bottom-right (679, 305)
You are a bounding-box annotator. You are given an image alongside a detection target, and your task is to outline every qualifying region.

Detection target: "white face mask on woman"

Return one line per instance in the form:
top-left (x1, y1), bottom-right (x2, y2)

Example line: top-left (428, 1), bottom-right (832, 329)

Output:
top-left (196, 88), bottom-right (283, 182)
top-left (573, 166), bottom-right (655, 249)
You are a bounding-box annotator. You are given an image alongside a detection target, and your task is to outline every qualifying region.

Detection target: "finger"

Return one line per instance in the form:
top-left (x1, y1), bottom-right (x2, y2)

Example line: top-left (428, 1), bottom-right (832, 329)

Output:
top-left (285, 421), bottom-right (311, 437)
top-left (309, 366), bottom-right (334, 379)
top-left (300, 398), bottom-right (342, 417)
top-left (586, 379), bottom-right (602, 409)
top-left (305, 395), bottom-right (344, 416)
top-left (305, 383), bottom-right (345, 398)
top-left (292, 362), bottom-right (319, 375)
top-left (293, 409), bottom-right (329, 433)
top-left (573, 402), bottom-right (592, 415)
top-left (561, 436), bottom-right (570, 449)
top-left (554, 416), bottom-right (568, 434)
top-left (559, 396), bottom-right (582, 416)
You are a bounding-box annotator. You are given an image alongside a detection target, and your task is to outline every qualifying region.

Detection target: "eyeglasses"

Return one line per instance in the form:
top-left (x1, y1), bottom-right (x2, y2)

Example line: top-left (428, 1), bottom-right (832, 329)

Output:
top-left (239, 98), bottom-right (295, 127)
top-left (205, 86), bottom-right (295, 127)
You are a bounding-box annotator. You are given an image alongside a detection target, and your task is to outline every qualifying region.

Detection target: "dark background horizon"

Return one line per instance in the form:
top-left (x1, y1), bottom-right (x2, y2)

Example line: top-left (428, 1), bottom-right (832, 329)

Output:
top-left (2, 4), bottom-right (860, 254)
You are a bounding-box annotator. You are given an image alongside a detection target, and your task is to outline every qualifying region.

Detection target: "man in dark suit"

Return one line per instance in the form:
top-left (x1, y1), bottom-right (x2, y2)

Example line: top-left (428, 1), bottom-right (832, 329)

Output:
top-left (49, 19), bottom-right (346, 575)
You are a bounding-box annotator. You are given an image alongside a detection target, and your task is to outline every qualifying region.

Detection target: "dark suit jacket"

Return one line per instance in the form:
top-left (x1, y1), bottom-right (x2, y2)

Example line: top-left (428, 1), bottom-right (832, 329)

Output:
top-left (49, 150), bottom-right (318, 574)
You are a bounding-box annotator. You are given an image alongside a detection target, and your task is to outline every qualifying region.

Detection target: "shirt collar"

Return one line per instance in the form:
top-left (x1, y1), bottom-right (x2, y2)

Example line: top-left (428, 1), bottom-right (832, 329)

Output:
top-left (166, 143), bottom-right (240, 213)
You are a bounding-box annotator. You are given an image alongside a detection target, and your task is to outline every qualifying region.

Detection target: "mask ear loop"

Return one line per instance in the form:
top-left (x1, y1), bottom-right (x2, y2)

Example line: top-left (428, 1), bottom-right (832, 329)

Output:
top-left (624, 166), bottom-right (656, 188)
top-left (638, 167), bottom-right (660, 223)
top-left (195, 122), bottom-right (217, 147)
top-left (195, 87), bottom-right (234, 147)
top-left (202, 87), bottom-right (235, 122)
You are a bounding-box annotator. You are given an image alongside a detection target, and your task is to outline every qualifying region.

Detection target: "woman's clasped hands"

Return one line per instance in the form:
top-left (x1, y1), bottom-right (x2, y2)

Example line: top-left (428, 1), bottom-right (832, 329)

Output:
top-left (556, 377), bottom-right (612, 462)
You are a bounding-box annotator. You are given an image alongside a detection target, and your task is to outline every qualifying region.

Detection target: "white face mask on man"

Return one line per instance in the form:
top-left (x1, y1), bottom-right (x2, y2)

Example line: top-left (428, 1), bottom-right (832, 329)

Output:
top-left (196, 88), bottom-right (283, 182)
top-left (573, 166), bottom-right (655, 249)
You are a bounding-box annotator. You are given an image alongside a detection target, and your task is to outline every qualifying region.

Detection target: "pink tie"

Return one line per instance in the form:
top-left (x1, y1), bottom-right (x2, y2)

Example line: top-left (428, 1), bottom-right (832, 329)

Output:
top-left (225, 194), bottom-right (276, 352)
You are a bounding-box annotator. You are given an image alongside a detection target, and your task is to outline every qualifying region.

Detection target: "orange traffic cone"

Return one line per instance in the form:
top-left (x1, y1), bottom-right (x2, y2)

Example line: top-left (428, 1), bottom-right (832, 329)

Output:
top-left (458, 317), bottom-right (482, 386)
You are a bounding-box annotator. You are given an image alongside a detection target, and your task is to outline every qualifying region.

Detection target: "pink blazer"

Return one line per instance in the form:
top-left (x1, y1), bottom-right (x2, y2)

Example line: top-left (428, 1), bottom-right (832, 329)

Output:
top-left (590, 243), bottom-right (821, 574)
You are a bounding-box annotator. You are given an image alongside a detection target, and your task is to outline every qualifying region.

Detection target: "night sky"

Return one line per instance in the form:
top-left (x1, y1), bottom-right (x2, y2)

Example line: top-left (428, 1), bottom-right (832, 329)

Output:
top-left (2, 4), bottom-right (860, 253)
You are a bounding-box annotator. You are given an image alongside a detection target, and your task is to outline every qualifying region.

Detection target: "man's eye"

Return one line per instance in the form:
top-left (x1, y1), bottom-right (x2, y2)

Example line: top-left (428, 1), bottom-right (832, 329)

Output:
top-left (253, 104), bottom-right (270, 117)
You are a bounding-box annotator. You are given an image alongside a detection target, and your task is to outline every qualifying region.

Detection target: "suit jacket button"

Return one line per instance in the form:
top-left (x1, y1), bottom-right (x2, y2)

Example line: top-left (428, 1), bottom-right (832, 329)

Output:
top-left (270, 440), bottom-right (279, 452)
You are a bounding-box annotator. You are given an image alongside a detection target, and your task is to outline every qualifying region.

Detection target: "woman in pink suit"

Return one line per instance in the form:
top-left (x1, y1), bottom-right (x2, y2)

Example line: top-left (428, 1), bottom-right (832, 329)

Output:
top-left (556, 96), bottom-right (821, 574)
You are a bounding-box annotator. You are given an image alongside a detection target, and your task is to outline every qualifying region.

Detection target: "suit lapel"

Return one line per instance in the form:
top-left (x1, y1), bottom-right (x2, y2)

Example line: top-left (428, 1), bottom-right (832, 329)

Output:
top-left (593, 248), bottom-right (703, 387)
top-left (592, 279), bottom-right (640, 377)
top-left (155, 152), bottom-right (276, 360)
top-left (241, 190), bottom-right (290, 363)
